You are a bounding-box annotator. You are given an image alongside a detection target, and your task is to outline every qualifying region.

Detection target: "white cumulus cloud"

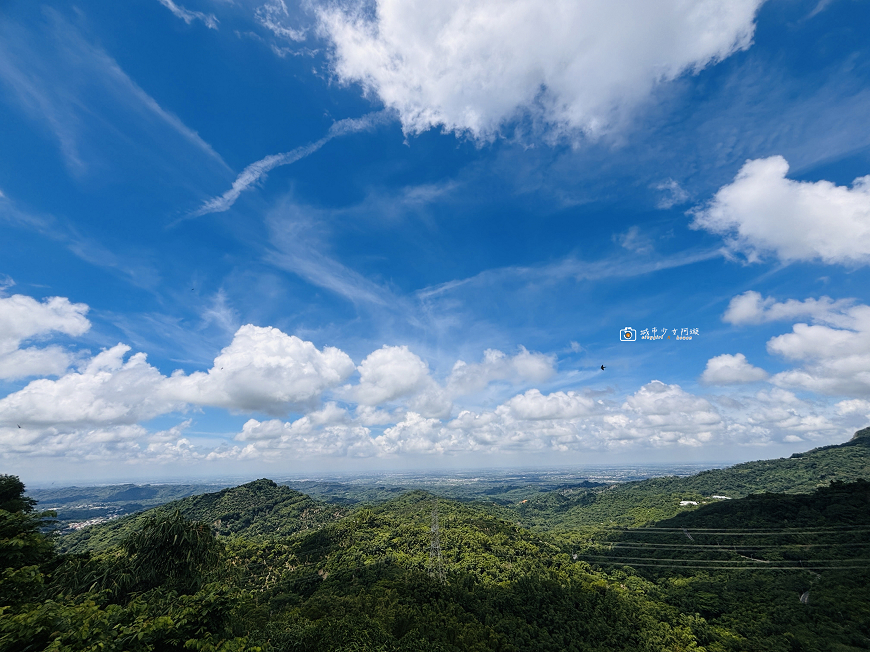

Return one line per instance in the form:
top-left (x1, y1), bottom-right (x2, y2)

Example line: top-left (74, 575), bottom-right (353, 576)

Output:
top-left (238, 408), bottom-right (376, 457)
top-left (4, 289), bottom-right (862, 465)
top-left (719, 292), bottom-right (870, 399)
top-left (837, 398), bottom-right (870, 416)
top-left (345, 345), bottom-right (555, 418)
top-left (501, 389), bottom-right (595, 421)
top-left (768, 325), bottom-right (870, 397)
top-left (349, 345), bottom-right (434, 406)
top-left (701, 353), bottom-right (768, 385)
top-left (167, 325), bottom-right (355, 415)
top-left (0, 347), bottom-right (78, 381)
top-left (737, 297), bottom-right (870, 398)
top-left (0, 344), bottom-right (180, 431)
top-left (376, 412), bottom-right (466, 455)
top-left (0, 294), bottom-right (90, 347)
top-left (613, 381), bottom-right (722, 445)
top-left (0, 294), bottom-right (91, 380)
top-left (723, 291), bottom-right (855, 326)
top-left (227, 376), bottom-right (858, 460)
top-left (237, 402), bottom-right (350, 442)
top-left (0, 324), bottom-right (356, 461)
top-left (742, 388), bottom-right (836, 437)
top-left (317, 0), bottom-right (763, 140)
top-left (445, 347), bottom-right (555, 396)
top-left (692, 156), bottom-right (870, 265)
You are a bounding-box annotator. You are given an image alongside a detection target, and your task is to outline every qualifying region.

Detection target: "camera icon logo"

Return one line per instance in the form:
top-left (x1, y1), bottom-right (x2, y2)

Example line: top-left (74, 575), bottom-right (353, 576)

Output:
top-left (620, 327), bottom-right (636, 342)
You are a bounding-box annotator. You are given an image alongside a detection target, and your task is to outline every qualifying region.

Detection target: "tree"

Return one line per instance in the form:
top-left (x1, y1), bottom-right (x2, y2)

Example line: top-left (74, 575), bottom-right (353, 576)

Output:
top-left (0, 475), bottom-right (37, 514)
top-left (0, 475), bottom-right (55, 571)
top-left (0, 475), bottom-right (55, 608)
top-left (121, 510), bottom-right (223, 595)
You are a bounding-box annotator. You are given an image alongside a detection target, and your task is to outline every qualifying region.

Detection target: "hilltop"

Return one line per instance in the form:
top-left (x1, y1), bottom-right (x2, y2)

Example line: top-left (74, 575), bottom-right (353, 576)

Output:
top-left (57, 478), bottom-right (348, 554)
top-left (27, 481), bottom-right (235, 531)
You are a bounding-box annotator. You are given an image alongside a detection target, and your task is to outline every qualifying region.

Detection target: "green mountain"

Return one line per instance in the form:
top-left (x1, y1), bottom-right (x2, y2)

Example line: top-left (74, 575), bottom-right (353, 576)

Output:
top-left (57, 478), bottom-right (348, 554)
top-left (492, 427), bottom-right (870, 530)
top-left (11, 429), bottom-right (869, 650)
top-left (621, 426), bottom-right (870, 497)
top-left (222, 490), bottom-right (714, 652)
top-left (571, 481), bottom-right (870, 651)
top-left (27, 481), bottom-right (236, 529)
top-left (7, 461), bottom-right (870, 651)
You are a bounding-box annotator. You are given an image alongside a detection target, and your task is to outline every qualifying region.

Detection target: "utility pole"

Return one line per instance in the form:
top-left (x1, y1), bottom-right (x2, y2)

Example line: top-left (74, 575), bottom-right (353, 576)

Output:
top-left (429, 499), bottom-right (445, 582)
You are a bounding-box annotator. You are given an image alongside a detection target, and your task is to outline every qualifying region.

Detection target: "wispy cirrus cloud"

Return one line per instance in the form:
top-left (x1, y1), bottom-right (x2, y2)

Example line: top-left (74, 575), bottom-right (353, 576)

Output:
top-left (157, 0), bottom-right (218, 29)
top-left (256, 0), bottom-right (306, 42)
top-left (0, 8), bottom-right (229, 176)
top-left (416, 247), bottom-right (721, 301)
top-left (263, 196), bottom-right (401, 309)
top-left (0, 193), bottom-right (162, 292)
top-left (189, 111), bottom-right (392, 218)
top-left (655, 178), bottom-right (690, 209)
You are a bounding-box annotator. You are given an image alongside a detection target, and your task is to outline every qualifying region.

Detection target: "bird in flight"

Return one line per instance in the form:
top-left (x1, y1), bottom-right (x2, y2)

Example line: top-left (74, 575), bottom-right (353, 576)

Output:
top-left (600, 365), bottom-right (605, 371)
top-left (17, 424), bottom-right (21, 428)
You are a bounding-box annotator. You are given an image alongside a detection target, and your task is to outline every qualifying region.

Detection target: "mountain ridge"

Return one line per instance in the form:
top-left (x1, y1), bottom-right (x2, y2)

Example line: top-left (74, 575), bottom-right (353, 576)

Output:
top-left (491, 427), bottom-right (870, 530)
top-left (57, 478), bottom-right (348, 554)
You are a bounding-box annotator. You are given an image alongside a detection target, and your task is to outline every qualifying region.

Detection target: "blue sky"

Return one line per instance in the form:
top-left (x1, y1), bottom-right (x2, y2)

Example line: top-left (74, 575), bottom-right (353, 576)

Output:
top-left (2, 0), bottom-right (870, 484)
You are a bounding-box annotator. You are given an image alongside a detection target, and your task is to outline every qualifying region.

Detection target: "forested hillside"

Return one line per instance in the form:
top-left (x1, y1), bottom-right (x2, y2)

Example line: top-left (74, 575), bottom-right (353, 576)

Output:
top-left (618, 426), bottom-right (870, 497)
top-left (4, 477), bottom-right (707, 651)
top-left (58, 479), bottom-right (348, 554)
top-left (492, 427), bottom-right (870, 530)
top-left (572, 480), bottom-right (870, 650)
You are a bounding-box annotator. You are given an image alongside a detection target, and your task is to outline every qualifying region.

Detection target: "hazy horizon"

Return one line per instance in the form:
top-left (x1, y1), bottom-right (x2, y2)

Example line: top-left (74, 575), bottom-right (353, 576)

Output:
top-left (19, 439), bottom-right (814, 489)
